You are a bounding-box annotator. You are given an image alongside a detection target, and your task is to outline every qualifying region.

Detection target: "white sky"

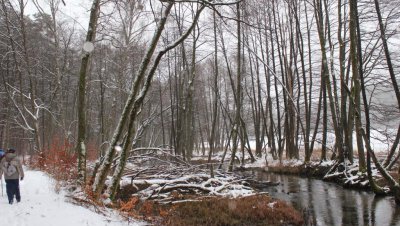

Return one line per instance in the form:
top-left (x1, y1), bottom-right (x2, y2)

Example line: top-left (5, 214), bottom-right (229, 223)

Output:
top-left (24, 0), bottom-right (91, 30)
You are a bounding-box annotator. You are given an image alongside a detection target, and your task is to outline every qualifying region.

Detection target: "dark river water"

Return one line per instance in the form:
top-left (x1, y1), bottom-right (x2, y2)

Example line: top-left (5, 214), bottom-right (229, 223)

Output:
top-left (243, 170), bottom-right (400, 226)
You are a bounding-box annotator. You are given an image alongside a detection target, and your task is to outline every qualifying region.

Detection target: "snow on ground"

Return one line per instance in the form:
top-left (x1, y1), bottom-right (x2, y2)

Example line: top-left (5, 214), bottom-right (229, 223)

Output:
top-left (2, 169), bottom-right (145, 226)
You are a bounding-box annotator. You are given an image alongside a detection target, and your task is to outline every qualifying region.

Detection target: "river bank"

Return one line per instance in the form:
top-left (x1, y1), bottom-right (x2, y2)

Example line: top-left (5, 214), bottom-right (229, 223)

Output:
top-left (242, 158), bottom-right (398, 192)
top-left (237, 168), bottom-right (400, 226)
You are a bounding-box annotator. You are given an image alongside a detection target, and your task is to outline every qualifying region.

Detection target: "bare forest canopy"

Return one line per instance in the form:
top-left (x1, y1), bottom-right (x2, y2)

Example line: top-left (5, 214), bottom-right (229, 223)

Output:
top-left (1, 0), bottom-right (400, 201)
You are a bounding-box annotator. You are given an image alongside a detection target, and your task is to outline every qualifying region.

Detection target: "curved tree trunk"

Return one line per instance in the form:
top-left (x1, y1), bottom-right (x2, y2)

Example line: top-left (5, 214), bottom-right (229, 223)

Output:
top-left (92, 2), bottom-right (175, 198)
top-left (108, 5), bottom-right (205, 200)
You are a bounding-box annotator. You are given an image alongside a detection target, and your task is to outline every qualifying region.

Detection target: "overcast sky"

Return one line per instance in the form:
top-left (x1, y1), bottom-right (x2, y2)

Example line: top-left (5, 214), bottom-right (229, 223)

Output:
top-left (24, 0), bottom-right (91, 30)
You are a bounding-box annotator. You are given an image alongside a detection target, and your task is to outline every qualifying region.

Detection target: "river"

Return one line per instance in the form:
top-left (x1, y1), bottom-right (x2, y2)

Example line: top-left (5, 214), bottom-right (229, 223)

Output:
top-left (243, 170), bottom-right (400, 226)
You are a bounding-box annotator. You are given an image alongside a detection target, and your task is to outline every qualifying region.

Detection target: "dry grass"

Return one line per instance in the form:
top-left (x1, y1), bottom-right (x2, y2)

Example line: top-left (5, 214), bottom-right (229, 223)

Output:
top-left (117, 194), bottom-right (303, 225)
top-left (162, 195), bottom-right (303, 226)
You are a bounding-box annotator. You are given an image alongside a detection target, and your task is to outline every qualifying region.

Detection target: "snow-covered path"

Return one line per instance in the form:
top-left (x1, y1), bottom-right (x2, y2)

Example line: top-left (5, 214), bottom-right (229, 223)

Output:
top-left (2, 170), bottom-right (144, 226)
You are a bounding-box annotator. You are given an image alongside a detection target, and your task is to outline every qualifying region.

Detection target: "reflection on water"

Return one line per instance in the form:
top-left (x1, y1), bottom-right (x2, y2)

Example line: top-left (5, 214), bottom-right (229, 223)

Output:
top-left (246, 171), bottom-right (400, 226)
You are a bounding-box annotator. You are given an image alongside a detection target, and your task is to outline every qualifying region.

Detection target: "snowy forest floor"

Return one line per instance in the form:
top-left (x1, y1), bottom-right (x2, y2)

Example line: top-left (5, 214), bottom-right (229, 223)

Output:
top-left (13, 148), bottom-right (305, 225)
top-left (2, 169), bottom-right (145, 226)
top-left (2, 163), bottom-right (304, 225)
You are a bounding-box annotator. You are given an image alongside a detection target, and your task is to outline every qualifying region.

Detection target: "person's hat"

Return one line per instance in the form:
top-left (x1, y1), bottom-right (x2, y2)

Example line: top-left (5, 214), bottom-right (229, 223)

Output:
top-left (7, 148), bottom-right (16, 153)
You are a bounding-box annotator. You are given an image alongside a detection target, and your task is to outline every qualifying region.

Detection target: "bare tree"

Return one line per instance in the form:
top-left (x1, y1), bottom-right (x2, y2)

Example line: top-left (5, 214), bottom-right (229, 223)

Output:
top-left (75, 0), bottom-right (101, 185)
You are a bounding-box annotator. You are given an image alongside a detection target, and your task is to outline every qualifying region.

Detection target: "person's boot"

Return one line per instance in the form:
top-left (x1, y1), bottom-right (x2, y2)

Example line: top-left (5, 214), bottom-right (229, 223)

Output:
top-left (9, 200), bottom-right (13, 205)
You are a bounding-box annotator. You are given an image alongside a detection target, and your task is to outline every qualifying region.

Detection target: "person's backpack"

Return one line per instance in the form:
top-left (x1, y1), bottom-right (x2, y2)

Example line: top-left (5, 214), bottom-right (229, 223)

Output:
top-left (0, 150), bottom-right (5, 161)
top-left (2, 160), bottom-right (17, 176)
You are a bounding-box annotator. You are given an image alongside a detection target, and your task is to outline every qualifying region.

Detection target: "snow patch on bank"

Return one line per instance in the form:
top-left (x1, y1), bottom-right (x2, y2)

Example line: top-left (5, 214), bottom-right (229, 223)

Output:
top-left (1, 169), bottom-right (145, 226)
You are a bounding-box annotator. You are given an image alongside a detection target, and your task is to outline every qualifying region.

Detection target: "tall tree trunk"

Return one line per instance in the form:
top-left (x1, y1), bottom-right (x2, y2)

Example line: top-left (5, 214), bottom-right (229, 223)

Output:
top-left (338, 0), bottom-right (349, 163)
top-left (314, 0), bottom-right (342, 162)
top-left (208, 10), bottom-right (219, 177)
top-left (349, 0), bottom-right (366, 171)
top-left (76, 0), bottom-right (101, 185)
top-left (229, 2), bottom-right (242, 172)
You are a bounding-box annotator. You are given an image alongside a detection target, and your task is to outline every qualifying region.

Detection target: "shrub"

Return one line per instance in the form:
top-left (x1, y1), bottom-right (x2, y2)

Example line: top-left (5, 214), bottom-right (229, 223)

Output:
top-left (30, 138), bottom-right (77, 182)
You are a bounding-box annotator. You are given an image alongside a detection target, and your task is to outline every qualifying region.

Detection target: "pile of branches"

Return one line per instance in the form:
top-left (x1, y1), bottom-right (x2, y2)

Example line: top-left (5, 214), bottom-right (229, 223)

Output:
top-left (323, 160), bottom-right (389, 192)
top-left (118, 167), bottom-right (255, 203)
top-left (111, 155), bottom-right (276, 203)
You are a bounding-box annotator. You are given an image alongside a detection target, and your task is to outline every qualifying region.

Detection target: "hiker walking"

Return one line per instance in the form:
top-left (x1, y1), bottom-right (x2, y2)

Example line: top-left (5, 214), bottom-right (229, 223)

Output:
top-left (0, 148), bottom-right (24, 204)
